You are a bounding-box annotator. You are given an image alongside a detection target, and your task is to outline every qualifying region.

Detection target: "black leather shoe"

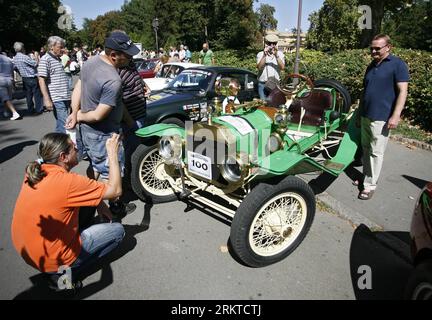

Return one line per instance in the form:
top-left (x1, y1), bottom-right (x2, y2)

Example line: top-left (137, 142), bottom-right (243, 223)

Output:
top-left (109, 202), bottom-right (137, 220)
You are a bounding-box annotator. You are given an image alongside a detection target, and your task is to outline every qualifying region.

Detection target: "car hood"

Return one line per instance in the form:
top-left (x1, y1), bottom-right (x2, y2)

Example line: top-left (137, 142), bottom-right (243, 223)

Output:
top-left (147, 89), bottom-right (203, 107)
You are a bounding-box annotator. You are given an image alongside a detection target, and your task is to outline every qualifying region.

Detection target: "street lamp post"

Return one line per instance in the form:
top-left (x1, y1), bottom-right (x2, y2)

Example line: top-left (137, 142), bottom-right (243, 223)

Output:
top-left (294, 0), bottom-right (303, 75)
top-left (152, 17), bottom-right (159, 53)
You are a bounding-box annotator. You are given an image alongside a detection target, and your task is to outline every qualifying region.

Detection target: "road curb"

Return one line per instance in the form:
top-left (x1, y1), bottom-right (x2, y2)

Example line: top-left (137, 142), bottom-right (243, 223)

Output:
top-left (391, 135), bottom-right (432, 152)
top-left (316, 192), bottom-right (383, 231)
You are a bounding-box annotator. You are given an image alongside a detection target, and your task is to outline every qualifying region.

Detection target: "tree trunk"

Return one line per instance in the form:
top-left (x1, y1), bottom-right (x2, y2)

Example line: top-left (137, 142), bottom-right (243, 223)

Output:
top-left (360, 0), bottom-right (385, 48)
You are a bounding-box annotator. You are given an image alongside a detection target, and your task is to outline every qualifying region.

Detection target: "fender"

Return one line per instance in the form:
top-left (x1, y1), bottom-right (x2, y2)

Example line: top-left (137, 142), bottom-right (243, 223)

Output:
top-left (135, 124), bottom-right (186, 139)
top-left (256, 150), bottom-right (336, 176)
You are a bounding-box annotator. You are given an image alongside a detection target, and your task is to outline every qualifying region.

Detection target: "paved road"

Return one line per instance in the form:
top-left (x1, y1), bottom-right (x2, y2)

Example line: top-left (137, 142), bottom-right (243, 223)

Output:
top-left (0, 98), bottom-right (428, 300)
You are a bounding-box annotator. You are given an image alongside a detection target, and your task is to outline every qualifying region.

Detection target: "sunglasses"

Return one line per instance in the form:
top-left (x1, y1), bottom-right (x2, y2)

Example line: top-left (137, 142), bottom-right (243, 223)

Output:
top-left (266, 42), bottom-right (277, 46)
top-left (370, 45), bottom-right (388, 52)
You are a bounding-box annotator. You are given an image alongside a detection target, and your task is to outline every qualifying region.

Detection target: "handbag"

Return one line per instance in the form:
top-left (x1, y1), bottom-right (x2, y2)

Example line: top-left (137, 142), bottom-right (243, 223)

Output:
top-left (264, 76), bottom-right (279, 92)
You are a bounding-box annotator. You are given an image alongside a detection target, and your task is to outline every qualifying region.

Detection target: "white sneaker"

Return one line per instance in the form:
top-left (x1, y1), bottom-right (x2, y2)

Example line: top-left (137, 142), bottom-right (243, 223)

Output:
top-left (10, 113), bottom-right (22, 121)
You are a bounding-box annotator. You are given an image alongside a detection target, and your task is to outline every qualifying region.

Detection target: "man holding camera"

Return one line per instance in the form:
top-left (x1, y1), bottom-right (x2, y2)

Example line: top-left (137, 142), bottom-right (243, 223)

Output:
top-left (257, 34), bottom-right (285, 100)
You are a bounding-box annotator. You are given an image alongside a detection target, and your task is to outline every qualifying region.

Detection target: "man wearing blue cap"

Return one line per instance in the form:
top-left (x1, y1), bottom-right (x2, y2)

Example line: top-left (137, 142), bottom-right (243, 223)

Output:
top-left (66, 31), bottom-right (140, 221)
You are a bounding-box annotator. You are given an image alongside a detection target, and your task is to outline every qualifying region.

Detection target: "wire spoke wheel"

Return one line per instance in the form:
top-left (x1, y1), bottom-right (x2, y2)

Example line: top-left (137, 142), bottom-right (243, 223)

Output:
top-left (230, 176), bottom-right (315, 267)
top-left (131, 143), bottom-right (177, 203)
top-left (249, 192), bottom-right (307, 257)
top-left (139, 148), bottom-right (172, 196)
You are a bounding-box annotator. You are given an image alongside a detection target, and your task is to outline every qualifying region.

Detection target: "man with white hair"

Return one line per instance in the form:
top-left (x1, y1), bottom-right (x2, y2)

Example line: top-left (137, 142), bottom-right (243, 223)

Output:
top-left (38, 36), bottom-right (71, 133)
top-left (13, 42), bottom-right (44, 115)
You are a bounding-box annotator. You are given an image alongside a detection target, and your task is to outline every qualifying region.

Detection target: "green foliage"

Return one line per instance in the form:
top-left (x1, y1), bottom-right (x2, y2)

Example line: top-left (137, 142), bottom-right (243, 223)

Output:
top-left (256, 4), bottom-right (278, 34)
top-left (0, 0), bottom-right (62, 50)
top-left (199, 49), bottom-right (258, 71)
top-left (306, 0), bottom-right (362, 52)
top-left (382, 0), bottom-right (432, 51)
top-left (211, 0), bottom-right (258, 50)
top-left (84, 11), bottom-right (126, 48)
top-left (74, 0), bottom-right (258, 52)
top-left (306, 0), bottom-right (424, 51)
top-left (394, 48), bottom-right (432, 130)
top-left (121, 0), bottom-right (156, 49)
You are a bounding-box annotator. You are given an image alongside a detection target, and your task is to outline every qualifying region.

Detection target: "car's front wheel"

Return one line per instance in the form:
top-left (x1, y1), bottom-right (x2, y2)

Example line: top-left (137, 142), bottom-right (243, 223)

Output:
top-left (230, 176), bottom-right (316, 267)
top-left (131, 143), bottom-right (178, 203)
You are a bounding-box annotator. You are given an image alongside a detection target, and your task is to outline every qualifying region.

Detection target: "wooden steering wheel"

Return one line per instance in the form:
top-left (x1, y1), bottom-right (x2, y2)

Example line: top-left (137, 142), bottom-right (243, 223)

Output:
top-left (277, 73), bottom-right (314, 98)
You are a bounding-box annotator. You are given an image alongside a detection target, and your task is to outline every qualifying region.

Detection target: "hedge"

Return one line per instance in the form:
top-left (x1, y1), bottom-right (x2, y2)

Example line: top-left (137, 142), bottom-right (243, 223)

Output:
top-left (191, 48), bottom-right (432, 131)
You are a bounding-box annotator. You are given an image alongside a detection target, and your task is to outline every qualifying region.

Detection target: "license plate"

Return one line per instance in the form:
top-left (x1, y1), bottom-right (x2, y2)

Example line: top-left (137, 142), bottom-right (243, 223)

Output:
top-left (188, 151), bottom-right (212, 180)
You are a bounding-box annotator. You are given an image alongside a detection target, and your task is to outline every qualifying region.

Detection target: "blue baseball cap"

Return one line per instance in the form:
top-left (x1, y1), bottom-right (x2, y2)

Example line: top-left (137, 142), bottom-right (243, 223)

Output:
top-left (104, 31), bottom-right (140, 56)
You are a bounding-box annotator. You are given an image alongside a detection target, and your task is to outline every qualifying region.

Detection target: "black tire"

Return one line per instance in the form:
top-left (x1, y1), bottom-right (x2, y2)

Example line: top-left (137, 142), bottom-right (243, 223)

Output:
top-left (230, 176), bottom-right (316, 267)
top-left (131, 143), bottom-right (177, 204)
top-left (161, 117), bottom-right (185, 128)
top-left (404, 259), bottom-right (432, 300)
top-left (314, 79), bottom-right (352, 114)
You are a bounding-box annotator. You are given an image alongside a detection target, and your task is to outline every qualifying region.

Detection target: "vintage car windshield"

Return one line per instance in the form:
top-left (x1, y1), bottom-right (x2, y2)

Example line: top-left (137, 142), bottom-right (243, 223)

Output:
top-left (166, 69), bottom-right (212, 91)
top-left (157, 65), bottom-right (184, 79)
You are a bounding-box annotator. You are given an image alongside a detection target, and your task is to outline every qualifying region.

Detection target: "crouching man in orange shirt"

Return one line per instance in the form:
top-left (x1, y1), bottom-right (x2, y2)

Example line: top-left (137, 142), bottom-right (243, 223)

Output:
top-left (11, 132), bottom-right (124, 291)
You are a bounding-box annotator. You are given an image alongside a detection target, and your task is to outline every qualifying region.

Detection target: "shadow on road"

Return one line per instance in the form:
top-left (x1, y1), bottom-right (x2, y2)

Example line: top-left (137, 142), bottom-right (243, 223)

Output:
top-left (349, 224), bottom-right (413, 300)
top-left (0, 140), bottom-right (38, 164)
top-left (307, 164), bottom-right (364, 195)
top-left (13, 223), bottom-right (147, 300)
top-left (402, 175), bottom-right (429, 190)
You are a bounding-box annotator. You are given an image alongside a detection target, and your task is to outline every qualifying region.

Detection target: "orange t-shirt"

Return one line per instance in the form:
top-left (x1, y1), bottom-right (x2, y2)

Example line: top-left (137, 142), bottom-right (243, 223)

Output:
top-left (11, 164), bottom-right (107, 273)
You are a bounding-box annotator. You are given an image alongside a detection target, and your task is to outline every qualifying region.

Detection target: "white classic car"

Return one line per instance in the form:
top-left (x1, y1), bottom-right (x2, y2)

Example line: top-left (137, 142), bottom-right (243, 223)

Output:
top-left (144, 62), bottom-right (202, 91)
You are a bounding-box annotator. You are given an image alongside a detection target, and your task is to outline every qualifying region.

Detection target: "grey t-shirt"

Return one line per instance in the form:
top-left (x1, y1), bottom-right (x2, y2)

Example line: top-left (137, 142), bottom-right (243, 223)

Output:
top-left (80, 56), bottom-right (123, 133)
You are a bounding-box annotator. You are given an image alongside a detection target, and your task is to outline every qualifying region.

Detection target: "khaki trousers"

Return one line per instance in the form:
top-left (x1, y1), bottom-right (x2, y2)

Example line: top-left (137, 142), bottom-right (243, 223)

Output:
top-left (361, 117), bottom-right (390, 191)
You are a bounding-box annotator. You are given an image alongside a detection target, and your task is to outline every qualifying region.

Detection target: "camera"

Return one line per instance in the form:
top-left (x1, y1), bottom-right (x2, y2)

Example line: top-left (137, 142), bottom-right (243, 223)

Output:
top-left (265, 46), bottom-right (275, 56)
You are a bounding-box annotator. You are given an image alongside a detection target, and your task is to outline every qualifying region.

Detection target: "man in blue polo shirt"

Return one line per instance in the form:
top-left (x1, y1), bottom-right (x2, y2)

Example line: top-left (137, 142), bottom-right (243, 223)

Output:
top-left (357, 34), bottom-right (409, 200)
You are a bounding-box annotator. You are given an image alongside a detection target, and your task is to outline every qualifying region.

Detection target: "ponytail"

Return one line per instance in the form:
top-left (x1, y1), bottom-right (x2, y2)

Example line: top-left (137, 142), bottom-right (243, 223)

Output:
top-left (25, 161), bottom-right (47, 189)
top-left (24, 132), bottom-right (71, 188)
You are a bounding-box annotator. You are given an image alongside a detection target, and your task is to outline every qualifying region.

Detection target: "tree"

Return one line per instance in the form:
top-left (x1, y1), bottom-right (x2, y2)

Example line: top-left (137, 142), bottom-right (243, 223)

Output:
top-left (211, 0), bottom-right (258, 49)
top-left (121, 0), bottom-right (157, 49)
top-left (0, 0), bottom-right (62, 51)
top-left (256, 4), bottom-right (278, 34)
top-left (82, 10), bottom-right (126, 48)
top-left (67, 0), bottom-right (260, 51)
top-left (382, 0), bottom-right (432, 51)
top-left (306, 0), bottom-right (418, 51)
top-left (358, 0), bottom-right (410, 47)
top-left (306, 0), bottom-right (362, 52)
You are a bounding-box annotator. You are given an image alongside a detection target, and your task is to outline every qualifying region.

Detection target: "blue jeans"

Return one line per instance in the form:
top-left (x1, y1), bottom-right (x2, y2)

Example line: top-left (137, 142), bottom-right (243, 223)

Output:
top-left (258, 82), bottom-right (267, 100)
top-left (122, 118), bottom-right (145, 165)
top-left (70, 222), bottom-right (125, 275)
top-left (53, 100), bottom-right (71, 133)
top-left (22, 77), bottom-right (43, 113)
top-left (80, 125), bottom-right (125, 180)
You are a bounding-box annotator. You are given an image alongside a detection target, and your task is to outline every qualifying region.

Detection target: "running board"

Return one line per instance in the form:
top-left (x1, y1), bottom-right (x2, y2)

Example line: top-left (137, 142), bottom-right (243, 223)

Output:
top-left (180, 191), bottom-right (236, 218)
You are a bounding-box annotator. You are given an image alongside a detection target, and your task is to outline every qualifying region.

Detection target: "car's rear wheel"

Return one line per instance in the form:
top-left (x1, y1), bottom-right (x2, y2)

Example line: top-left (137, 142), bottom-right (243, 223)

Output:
top-left (230, 176), bottom-right (315, 267)
top-left (131, 143), bottom-right (177, 203)
top-left (314, 79), bottom-right (351, 114)
top-left (404, 259), bottom-right (432, 300)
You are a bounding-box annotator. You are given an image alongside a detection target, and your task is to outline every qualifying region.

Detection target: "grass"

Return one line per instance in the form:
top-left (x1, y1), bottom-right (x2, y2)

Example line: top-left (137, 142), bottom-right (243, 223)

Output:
top-left (393, 118), bottom-right (432, 145)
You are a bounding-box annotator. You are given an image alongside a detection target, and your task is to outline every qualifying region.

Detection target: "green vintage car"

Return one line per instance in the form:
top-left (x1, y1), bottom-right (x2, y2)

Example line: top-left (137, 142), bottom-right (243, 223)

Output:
top-left (131, 74), bottom-right (361, 267)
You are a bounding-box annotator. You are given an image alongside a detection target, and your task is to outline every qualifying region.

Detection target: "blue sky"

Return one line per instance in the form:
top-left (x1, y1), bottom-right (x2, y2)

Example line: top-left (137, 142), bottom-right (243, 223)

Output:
top-left (68, 0), bottom-right (324, 32)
